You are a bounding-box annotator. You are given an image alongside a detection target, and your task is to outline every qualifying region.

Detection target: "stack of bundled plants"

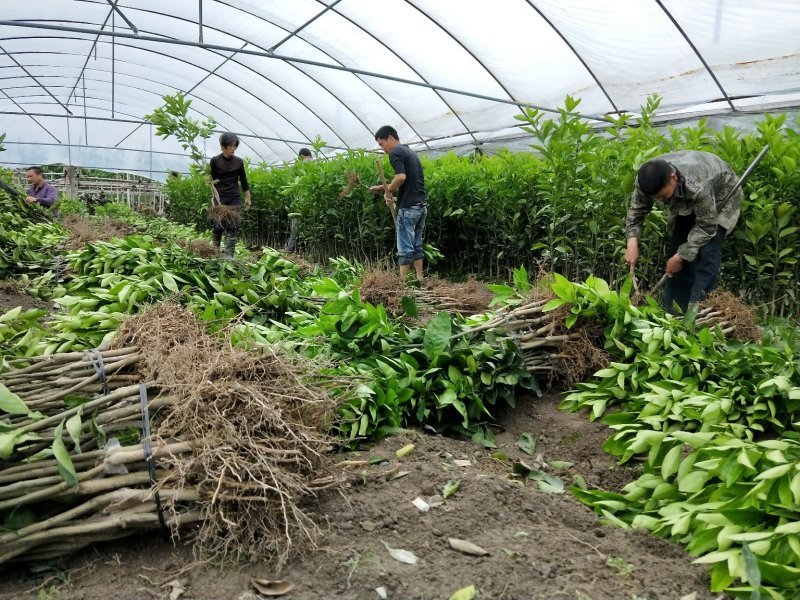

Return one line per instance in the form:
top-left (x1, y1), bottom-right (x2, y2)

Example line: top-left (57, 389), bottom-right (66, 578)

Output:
top-left (536, 276), bottom-right (800, 598)
top-left (0, 304), bottom-right (342, 566)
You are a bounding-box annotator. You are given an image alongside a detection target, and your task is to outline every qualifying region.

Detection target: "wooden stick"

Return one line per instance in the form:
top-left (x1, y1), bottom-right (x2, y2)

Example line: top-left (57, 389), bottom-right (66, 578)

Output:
top-left (376, 157), bottom-right (398, 225)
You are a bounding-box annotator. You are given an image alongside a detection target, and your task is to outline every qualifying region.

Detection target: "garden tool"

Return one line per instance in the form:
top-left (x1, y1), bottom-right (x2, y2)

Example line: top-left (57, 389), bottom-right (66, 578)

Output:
top-left (375, 157), bottom-right (398, 225)
top-left (0, 179), bottom-right (25, 199)
top-left (648, 143), bottom-right (771, 298)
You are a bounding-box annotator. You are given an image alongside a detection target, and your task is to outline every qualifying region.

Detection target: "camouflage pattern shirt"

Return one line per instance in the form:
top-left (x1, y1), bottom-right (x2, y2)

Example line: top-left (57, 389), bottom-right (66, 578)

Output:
top-left (625, 150), bottom-right (742, 262)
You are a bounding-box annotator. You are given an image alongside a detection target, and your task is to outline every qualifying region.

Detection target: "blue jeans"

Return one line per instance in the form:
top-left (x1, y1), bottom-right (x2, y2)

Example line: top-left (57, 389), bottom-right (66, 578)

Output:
top-left (396, 205), bottom-right (426, 266)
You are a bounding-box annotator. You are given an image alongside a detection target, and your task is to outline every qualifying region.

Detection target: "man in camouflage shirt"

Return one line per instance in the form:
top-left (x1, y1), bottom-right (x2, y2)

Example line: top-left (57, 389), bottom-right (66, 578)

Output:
top-left (624, 150), bottom-right (742, 313)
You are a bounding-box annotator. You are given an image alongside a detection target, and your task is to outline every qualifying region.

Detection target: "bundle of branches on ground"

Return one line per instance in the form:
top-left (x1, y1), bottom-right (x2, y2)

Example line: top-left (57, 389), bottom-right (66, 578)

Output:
top-left (457, 274), bottom-right (763, 388)
top-left (0, 303), bottom-right (344, 567)
top-left (359, 268), bottom-right (492, 317)
top-left (60, 214), bottom-right (133, 250)
top-left (175, 237), bottom-right (219, 258)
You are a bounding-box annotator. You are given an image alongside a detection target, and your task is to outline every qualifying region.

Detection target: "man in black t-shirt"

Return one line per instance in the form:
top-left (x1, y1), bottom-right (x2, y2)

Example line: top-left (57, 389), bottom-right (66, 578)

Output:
top-left (369, 125), bottom-right (427, 282)
top-left (210, 132), bottom-right (251, 257)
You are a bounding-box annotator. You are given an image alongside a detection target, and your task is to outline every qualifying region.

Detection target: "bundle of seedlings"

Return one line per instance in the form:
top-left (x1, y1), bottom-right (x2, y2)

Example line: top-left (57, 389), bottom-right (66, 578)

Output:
top-left (207, 176), bottom-right (241, 230)
top-left (359, 268), bottom-right (488, 317)
top-left (358, 268), bottom-right (429, 316)
top-left (111, 302), bottom-right (344, 566)
top-left (416, 275), bottom-right (494, 315)
top-left (696, 290), bottom-right (763, 342)
top-left (457, 276), bottom-right (762, 389)
top-left (2, 347), bottom-right (141, 417)
top-left (175, 237), bottom-right (219, 258)
top-left (0, 303), bottom-right (345, 566)
top-left (60, 214), bottom-right (133, 250)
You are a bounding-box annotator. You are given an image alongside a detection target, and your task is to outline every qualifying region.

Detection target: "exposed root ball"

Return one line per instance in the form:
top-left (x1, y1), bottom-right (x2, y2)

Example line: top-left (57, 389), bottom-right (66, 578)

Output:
top-left (176, 238), bottom-right (219, 258)
top-left (61, 214), bottom-right (133, 249)
top-left (423, 275), bottom-right (494, 315)
top-left (339, 170), bottom-right (361, 199)
top-left (359, 269), bottom-right (406, 315)
top-left (111, 303), bottom-right (342, 566)
top-left (700, 290), bottom-right (763, 342)
top-left (208, 204), bottom-right (241, 229)
top-left (552, 324), bottom-right (610, 388)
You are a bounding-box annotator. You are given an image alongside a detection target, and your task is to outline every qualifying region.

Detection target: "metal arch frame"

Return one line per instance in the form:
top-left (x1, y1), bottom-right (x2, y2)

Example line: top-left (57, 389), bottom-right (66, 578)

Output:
top-left (0, 44), bottom-right (73, 115)
top-left (322, 3), bottom-right (475, 148)
top-left (113, 8), bottom-right (356, 156)
top-left (119, 6), bottom-right (372, 156)
top-left (4, 139), bottom-right (189, 159)
top-left (268, 0), bottom-right (343, 54)
top-left (0, 19), bottom-right (606, 121)
top-left (32, 8), bottom-right (369, 154)
top-left (0, 109), bottom-right (352, 152)
top-left (1, 69), bottom-right (278, 163)
top-left (210, 0), bottom-right (432, 149)
top-left (523, 0), bottom-right (620, 114)
top-left (654, 0), bottom-right (735, 111)
top-left (54, 3), bottom-right (393, 149)
top-left (0, 48), bottom-right (276, 164)
top-left (0, 88), bottom-right (62, 143)
top-left (402, 0), bottom-right (529, 123)
top-left (0, 38), bottom-right (317, 161)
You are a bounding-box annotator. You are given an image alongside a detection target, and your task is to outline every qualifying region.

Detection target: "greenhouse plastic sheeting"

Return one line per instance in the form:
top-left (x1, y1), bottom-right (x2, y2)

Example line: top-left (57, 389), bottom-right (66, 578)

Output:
top-left (1, 0), bottom-right (799, 177)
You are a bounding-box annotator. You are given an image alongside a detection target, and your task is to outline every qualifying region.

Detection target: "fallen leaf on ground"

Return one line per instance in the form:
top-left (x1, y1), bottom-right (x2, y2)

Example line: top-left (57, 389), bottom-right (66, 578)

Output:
top-left (382, 541), bottom-right (419, 564)
top-left (448, 538), bottom-right (489, 556)
top-left (250, 578), bottom-right (295, 596)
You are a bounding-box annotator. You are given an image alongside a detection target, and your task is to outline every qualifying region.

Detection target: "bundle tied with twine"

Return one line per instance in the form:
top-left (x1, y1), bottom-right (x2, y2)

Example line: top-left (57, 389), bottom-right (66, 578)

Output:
top-left (112, 303), bottom-right (343, 565)
top-left (358, 268), bottom-right (494, 318)
top-left (0, 303), bottom-right (344, 567)
top-left (456, 279), bottom-right (762, 389)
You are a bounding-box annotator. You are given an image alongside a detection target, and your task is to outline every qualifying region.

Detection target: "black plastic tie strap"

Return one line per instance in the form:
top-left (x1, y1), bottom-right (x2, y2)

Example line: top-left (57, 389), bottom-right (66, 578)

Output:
top-left (140, 383), bottom-right (167, 533)
top-left (86, 349), bottom-right (109, 396)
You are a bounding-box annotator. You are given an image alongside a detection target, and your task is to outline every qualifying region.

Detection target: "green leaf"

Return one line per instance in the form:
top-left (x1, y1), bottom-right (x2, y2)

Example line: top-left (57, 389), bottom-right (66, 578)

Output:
top-left (517, 432), bottom-right (537, 456)
top-left (442, 480), bottom-right (461, 499)
top-left (401, 296), bottom-right (418, 318)
top-left (0, 384), bottom-right (32, 416)
top-left (162, 271), bottom-right (180, 293)
top-left (53, 419), bottom-right (78, 487)
top-left (741, 543), bottom-right (762, 599)
top-left (423, 312), bottom-right (451, 360)
top-left (447, 584), bottom-right (476, 600)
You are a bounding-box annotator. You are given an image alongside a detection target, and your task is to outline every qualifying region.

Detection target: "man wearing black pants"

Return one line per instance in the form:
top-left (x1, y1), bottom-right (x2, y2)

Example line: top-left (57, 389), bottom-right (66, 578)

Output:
top-left (210, 132), bottom-right (251, 258)
top-left (624, 151), bottom-right (742, 314)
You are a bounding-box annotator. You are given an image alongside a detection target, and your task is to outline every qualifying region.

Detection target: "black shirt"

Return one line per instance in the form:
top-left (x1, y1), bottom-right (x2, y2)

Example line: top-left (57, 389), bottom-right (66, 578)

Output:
top-left (210, 153), bottom-right (249, 204)
top-left (388, 144), bottom-right (426, 209)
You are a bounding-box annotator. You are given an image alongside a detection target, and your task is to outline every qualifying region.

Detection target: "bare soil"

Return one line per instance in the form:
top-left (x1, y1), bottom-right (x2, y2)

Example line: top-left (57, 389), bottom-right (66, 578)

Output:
top-left (0, 394), bottom-right (720, 600)
top-left (0, 280), bottom-right (50, 313)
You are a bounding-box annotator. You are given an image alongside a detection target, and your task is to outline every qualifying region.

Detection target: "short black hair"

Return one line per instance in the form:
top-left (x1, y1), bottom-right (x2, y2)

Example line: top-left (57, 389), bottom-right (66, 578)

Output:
top-left (298, 148), bottom-right (312, 158)
top-left (26, 166), bottom-right (43, 175)
top-left (219, 132), bottom-right (240, 148)
top-left (637, 159), bottom-right (674, 196)
top-left (374, 125), bottom-right (399, 142)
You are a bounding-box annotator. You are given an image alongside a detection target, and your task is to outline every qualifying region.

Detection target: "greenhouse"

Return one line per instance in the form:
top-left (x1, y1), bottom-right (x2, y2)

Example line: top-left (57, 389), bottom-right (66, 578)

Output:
top-left (2, 2), bottom-right (800, 599)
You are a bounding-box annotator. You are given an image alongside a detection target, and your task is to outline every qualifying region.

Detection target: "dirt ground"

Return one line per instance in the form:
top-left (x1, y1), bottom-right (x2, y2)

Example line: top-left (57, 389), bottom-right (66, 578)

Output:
top-left (0, 394), bottom-right (721, 600)
top-left (0, 281), bottom-right (50, 313)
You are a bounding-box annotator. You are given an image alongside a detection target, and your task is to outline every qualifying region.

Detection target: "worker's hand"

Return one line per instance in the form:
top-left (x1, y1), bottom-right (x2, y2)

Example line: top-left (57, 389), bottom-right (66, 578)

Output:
top-left (244, 194), bottom-right (251, 210)
top-left (665, 253), bottom-right (684, 275)
top-left (25, 196), bottom-right (37, 205)
top-left (384, 194), bottom-right (394, 207)
top-left (369, 184), bottom-right (383, 194)
top-left (624, 238), bottom-right (639, 267)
